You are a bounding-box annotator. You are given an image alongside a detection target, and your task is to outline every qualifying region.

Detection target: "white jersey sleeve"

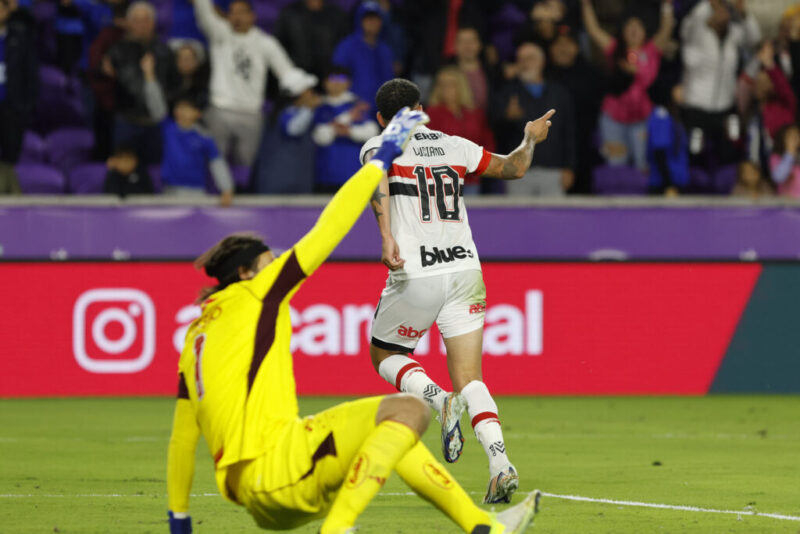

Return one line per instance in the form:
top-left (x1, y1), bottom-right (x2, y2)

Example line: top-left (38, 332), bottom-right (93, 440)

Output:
top-left (360, 136), bottom-right (383, 164)
top-left (460, 136), bottom-right (491, 174)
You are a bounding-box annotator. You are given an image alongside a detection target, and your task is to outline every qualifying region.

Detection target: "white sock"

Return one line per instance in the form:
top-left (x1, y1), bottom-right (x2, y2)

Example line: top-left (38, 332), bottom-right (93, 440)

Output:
top-left (461, 380), bottom-right (510, 475)
top-left (377, 354), bottom-right (448, 412)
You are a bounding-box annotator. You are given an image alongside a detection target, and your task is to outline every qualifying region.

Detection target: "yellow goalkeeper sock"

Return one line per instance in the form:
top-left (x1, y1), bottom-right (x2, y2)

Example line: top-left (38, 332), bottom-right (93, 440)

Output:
top-left (395, 441), bottom-right (493, 533)
top-left (321, 420), bottom-right (418, 533)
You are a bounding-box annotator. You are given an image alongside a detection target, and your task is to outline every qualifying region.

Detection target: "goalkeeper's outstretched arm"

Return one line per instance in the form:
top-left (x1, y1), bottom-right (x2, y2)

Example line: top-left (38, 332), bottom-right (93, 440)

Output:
top-left (293, 108), bottom-right (429, 277)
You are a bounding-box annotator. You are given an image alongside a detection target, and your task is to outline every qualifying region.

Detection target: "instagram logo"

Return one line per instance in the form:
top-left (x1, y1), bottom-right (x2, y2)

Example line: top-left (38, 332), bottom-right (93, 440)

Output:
top-left (72, 288), bottom-right (156, 373)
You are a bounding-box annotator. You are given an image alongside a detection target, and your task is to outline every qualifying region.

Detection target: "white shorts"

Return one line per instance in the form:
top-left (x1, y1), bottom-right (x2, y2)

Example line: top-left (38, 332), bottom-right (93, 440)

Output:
top-left (370, 270), bottom-right (486, 353)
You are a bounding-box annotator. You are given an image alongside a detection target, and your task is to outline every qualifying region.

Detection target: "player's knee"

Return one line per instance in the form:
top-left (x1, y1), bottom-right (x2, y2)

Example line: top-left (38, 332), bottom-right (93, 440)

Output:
top-left (377, 394), bottom-right (431, 435)
top-left (369, 345), bottom-right (395, 373)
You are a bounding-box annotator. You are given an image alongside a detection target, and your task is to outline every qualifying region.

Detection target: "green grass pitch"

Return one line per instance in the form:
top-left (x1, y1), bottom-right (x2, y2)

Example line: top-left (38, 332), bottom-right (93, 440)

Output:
top-left (1, 396), bottom-right (798, 533)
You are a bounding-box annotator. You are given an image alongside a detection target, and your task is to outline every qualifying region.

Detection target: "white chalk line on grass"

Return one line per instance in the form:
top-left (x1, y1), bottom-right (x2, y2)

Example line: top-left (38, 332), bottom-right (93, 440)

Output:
top-left (536, 492), bottom-right (800, 522)
top-left (1, 491), bottom-right (798, 523)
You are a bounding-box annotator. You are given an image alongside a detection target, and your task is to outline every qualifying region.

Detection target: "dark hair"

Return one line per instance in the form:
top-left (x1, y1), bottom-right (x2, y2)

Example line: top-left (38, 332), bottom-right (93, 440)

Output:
top-left (228, 0), bottom-right (253, 11)
top-left (375, 78), bottom-right (420, 122)
top-left (112, 144), bottom-right (138, 158)
top-left (772, 123), bottom-right (800, 154)
top-left (174, 97), bottom-right (201, 110)
top-left (194, 233), bottom-right (268, 303)
top-left (326, 65), bottom-right (352, 79)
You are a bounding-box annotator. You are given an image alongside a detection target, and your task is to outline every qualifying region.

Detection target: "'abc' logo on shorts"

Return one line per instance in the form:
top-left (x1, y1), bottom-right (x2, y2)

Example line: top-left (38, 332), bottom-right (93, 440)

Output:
top-left (397, 325), bottom-right (427, 338)
top-left (72, 288), bottom-right (156, 374)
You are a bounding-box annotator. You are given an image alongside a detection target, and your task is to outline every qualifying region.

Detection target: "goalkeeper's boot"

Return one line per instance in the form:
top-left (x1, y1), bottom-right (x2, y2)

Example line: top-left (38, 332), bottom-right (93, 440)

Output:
top-left (484, 464), bottom-right (519, 504)
top-left (483, 490), bottom-right (541, 533)
top-left (439, 392), bottom-right (466, 463)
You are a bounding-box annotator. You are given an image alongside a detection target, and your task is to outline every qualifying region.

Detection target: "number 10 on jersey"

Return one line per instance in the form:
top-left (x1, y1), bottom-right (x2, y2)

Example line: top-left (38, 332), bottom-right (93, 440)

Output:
top-left (412, 165), bottom-right (462, 223)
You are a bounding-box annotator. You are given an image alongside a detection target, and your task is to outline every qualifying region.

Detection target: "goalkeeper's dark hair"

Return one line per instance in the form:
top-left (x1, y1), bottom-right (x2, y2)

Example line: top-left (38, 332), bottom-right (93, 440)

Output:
top-left (194, 233), bottom-right (267, 303)
top-left (375, 78), bottom-right (420, 122)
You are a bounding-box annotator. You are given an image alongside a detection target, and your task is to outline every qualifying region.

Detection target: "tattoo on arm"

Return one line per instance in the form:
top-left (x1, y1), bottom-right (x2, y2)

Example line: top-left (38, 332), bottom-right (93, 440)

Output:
top-left (484, 136), bottom-right (536, 180)
top-left (370, 189), bottom-right (386, 220)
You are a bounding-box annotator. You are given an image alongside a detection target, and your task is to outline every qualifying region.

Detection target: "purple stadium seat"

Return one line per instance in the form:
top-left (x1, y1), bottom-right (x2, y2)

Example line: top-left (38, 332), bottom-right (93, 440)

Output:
top-left (713, 165), bottom-right (738, 194)
top-left (148, 165), bottom-right (164, 193)
top-left (593, 165), bottom-right (648, 195)
top-left (32, 0), bottom-right (57, 22)
top-left (688, 167), bottom-right (712, 193)
top-left (68, 163), bottom-right (108, 194)
top-left (46, 128), bottom-right (95, 171)
top-left (492, 3), bottom-right (527, 30)
top-left (33, 97), bottom-right (87, 134)
top-left (231, 164), bottom-right (251, 188)
top-left (39, 65), bottom-right (69, 90)
top-left (20, 131), bottom-right (46, 164)
top-left (15, 163), bottom-right (66, 194)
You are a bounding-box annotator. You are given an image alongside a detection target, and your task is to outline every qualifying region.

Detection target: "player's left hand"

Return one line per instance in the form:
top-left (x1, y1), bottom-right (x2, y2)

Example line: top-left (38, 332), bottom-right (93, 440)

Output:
top-left (168, 511), bottom-right (192, 534)
top-left (525, 109), bottom-right (556, 144)
top-left (381, 236), bottom-right (405, 270)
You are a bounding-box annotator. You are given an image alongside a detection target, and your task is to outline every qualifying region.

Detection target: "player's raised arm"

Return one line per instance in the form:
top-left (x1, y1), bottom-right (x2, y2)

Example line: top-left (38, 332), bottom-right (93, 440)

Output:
top-left (293, 108), bottom-right (429, 276)
top-left (166, 375), bottom-right (201, 534)
top-left (481, 109), bottom-right (555, 180)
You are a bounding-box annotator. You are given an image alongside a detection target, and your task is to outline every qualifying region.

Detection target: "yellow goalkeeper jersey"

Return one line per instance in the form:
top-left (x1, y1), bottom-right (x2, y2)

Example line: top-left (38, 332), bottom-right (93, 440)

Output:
top-left (167, 161), bottom-right (386, 513)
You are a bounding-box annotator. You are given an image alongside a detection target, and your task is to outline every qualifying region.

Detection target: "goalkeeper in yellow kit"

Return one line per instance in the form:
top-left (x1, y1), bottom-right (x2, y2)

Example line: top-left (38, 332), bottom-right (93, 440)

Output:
top-left (165, 108), bottom-right (540, 534)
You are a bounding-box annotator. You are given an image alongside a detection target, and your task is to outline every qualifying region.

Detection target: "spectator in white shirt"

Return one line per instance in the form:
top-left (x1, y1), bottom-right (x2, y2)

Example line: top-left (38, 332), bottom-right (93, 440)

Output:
top-left (680, 0), bottom-right (761, 170)
top-left (194, 0), bottom-right (300, 167)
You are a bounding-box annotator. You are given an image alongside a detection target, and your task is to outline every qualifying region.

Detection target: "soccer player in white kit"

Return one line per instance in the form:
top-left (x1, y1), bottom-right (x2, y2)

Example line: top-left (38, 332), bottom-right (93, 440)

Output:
top-left (360, 79), bottom-right (555, 504)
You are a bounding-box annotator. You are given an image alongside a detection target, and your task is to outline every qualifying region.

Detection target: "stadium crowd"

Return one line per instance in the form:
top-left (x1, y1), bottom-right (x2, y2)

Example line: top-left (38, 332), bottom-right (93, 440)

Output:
top-left (2, 0), bottom-right (800, 199)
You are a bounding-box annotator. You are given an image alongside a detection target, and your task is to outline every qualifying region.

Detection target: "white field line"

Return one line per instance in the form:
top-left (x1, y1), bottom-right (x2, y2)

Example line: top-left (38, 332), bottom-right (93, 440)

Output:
top-left (1, 491), bottom-right (798, 523)
top-left (537, 492), bottom-right (800, 522)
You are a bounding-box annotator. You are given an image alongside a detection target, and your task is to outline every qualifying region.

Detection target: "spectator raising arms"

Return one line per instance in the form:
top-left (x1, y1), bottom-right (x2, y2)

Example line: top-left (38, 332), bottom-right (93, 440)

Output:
top-left (490, 42), bottom-right (575, 196)
top-left (680, 0), bottom-right (761, 170)
top-left (426, 66), bottom-right (496, 195)
top-left (106, 2), bottom-right (177, 166)
top-left (770, 123), bottom-right (800, 198)
top-left (194, 0), bottom-right (300, 167)
top-left (311, 67), bottom-right (379, 192)
top-left (332, 2), bottom-right (394, 109)
top-left (582, 0), bottom-right (674, 172)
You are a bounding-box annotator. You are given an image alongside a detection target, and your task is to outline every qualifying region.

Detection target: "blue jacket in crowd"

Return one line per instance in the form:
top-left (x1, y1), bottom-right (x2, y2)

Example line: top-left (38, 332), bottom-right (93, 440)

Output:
top-left (647, 107), bottom-right (690, 190)
top-left (311, 92), bottom-right (379, 189)
top-left (332, 3), bottom-right (394, 108)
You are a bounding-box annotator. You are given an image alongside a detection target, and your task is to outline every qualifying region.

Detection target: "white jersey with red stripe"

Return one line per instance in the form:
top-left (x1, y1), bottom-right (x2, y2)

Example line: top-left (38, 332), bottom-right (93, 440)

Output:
top-left (360, 125), bottom-right (492, 280)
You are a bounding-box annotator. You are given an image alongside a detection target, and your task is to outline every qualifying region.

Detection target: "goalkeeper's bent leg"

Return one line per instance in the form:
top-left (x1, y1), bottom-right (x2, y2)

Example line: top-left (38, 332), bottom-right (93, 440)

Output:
top-left (394, 441), bottom-right (494, 533)
top-left (320, 396), bottom-right (428, 534)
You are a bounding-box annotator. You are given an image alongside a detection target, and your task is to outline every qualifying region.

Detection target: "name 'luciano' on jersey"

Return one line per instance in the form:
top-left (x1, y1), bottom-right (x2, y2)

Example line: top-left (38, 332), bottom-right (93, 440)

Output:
top-left (413, 146), bottom-right (446, 157)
